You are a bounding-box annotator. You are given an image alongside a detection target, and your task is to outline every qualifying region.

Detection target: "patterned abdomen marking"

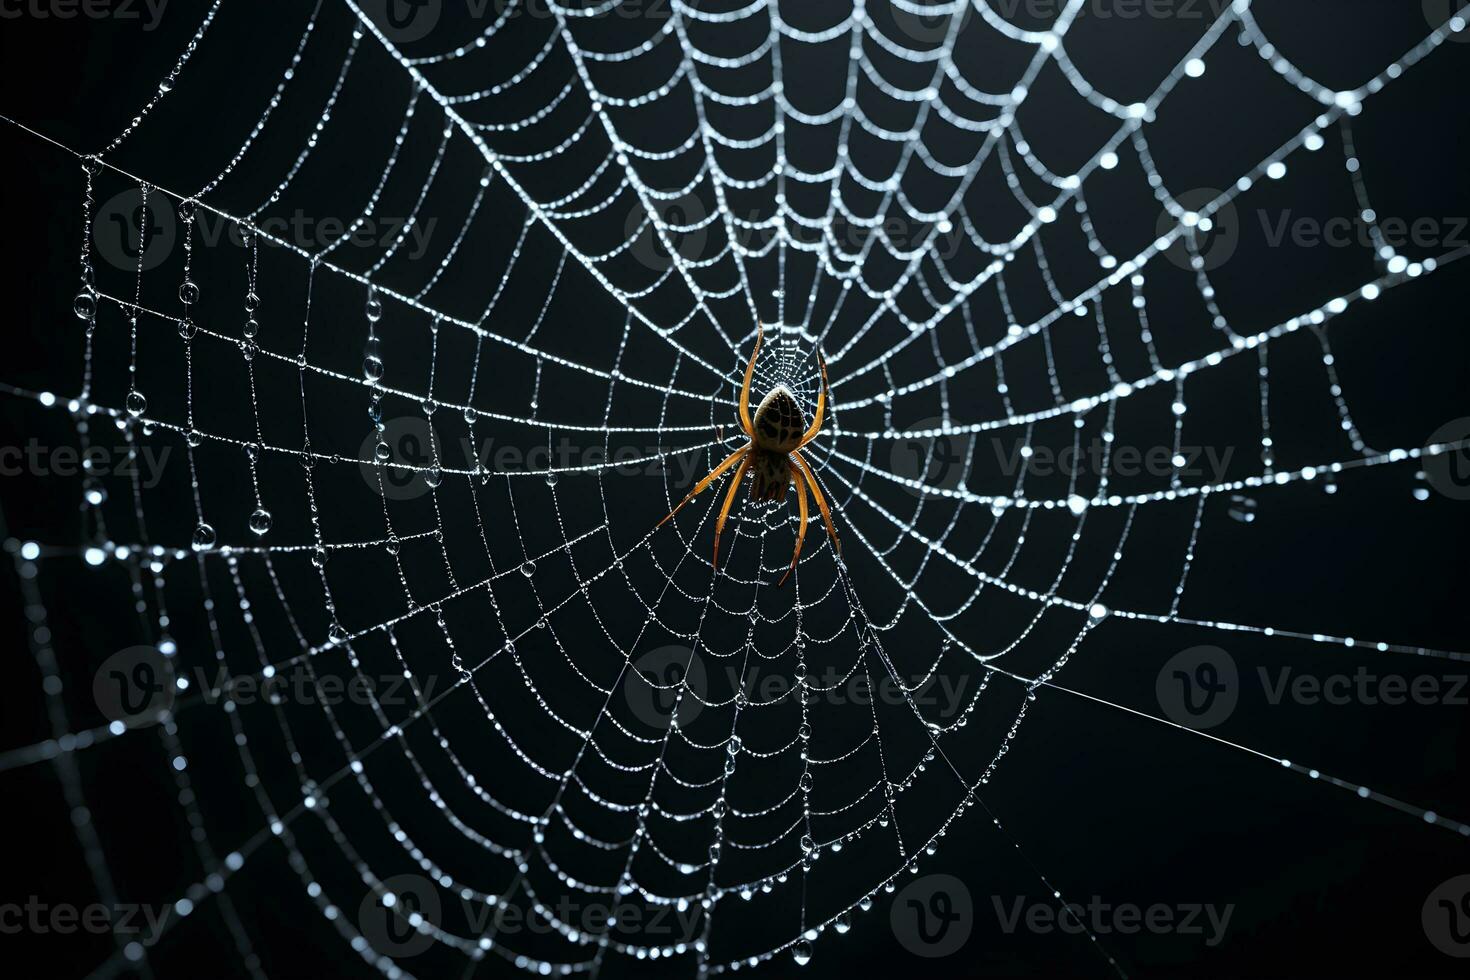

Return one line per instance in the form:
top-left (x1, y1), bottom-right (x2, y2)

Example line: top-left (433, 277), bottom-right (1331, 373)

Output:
top-left (748, 448), bottom-right (790, 503)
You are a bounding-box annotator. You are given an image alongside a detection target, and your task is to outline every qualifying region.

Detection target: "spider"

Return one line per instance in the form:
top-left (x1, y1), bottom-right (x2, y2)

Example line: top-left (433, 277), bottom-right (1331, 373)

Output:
top-left (659, 323), bottom-right (840, 585)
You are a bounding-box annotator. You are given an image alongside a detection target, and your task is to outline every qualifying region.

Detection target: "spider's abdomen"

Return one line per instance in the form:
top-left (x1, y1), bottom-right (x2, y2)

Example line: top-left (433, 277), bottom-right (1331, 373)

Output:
top-left (748, 447), bottom-right (791, 503)
top-left (752, 386), bottom-right (805, 453)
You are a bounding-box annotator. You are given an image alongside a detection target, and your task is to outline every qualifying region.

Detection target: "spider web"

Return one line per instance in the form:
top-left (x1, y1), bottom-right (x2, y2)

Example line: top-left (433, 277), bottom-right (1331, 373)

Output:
top-left (3, 1), bottom-right (1469, 977)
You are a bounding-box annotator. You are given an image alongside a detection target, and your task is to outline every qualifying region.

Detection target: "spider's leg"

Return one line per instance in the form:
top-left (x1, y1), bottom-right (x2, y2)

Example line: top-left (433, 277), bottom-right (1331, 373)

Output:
top-left (738, 322), bottom-right (764, 438)
top-left (778, 459), bottom-right (809, 587)
top-left (792, 450), bottom-right (840, 554)
top-left (658, 444), bottom-right (750, 527)
top-left (797, 352), bottom-right (829, 448)
top-left (712, 453), bottom-right (752, 568)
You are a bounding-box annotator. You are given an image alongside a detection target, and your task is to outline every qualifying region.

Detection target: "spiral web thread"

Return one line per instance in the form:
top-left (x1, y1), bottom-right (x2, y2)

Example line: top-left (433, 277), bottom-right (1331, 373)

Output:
top-left (3, 0), bottom-right (1469, 977)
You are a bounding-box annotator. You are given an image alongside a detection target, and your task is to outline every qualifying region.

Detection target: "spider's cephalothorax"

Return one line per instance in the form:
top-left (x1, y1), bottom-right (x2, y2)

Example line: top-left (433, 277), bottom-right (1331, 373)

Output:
top-left (657, 323), bottom-right (841, 586)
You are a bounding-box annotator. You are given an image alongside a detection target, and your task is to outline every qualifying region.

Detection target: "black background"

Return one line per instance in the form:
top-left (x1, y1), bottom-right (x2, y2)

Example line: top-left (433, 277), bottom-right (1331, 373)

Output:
top-left (1, 1), bottom-right (1468, 978)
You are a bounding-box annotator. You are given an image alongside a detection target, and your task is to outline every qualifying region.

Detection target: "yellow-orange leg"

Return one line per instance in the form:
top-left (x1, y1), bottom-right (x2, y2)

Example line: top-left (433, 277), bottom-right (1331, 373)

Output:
top-left (797, 353), bottom-right (829, 448)
top-left (658, 444), bottom-right (750, 528)
top-left (792, 450), bottom-right (840, 555)
top-left (711, 454), bottom-right (752, 568)
top-left (738, 322), bottom-right (764, 438)
top-left (778, 459), bottom-right (810, 587)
